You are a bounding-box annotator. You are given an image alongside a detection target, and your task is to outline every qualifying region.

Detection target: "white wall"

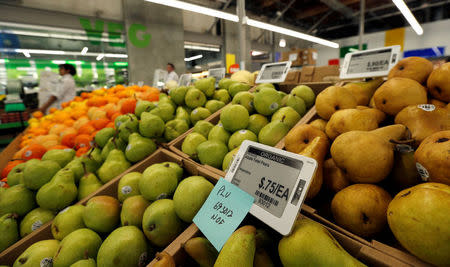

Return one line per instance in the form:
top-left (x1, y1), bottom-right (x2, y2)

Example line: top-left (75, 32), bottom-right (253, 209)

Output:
top-left (312, 19), bottom-right (450, 66)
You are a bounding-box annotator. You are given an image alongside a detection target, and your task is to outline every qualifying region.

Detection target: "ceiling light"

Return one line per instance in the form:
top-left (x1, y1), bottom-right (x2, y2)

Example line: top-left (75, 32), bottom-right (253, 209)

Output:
top-left (15, 49), bottom-right (65, 55)
top-left (392, 0), bottom-right (423, 35)
top-left (23, 51), bottom-right (31, 58)
top-left (246, 18), bottom-right (339, 48)
top-left (96, 54), bottom-right (105, 61)
top-left (279, 38), bottom-right (286, 48)
top-left (184, 45), bottom-right (220, 52)
top-left (81, 47), bottom-right (88, 55)
top-left (52, 60), bottom-right (66, 64)
top-left (144, 0), bottom-right (239, 22)
top-left (0, 48), bottom-right (127, 58)
top-left (184, 55), bottom-right (203, 61)
top-left (251, 50), bottom-right (265, 56)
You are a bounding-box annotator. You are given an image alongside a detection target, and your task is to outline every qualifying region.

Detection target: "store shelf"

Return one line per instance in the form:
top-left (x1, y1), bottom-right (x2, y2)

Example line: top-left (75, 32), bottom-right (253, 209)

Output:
top-left (0, 121), bottom-right (28, 130)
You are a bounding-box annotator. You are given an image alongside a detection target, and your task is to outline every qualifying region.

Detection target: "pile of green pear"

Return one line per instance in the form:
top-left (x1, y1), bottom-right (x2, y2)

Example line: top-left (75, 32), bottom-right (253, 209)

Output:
top-left (177, 218), bottom-right (367, 267)
top-left (181, 83), bottom-right (316, 171)
top-left (4, 161), bottom-right (214, 267)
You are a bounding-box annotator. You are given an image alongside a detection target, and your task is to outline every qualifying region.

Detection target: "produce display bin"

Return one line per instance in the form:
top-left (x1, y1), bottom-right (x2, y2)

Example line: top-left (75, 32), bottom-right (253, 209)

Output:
top-left (0, 133), bottom-right (23, 171)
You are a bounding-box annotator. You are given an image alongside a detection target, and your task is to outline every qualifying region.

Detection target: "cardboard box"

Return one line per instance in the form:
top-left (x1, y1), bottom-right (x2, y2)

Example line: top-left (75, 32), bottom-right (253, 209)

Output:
top-left (282, 70), bottom-right (301, 84)
top-left (302, 48), bottom-right (318, 65)
top-left (300, 65), bottom-right (340, 83)
top-left (281, 48), bottom-right (303, 66)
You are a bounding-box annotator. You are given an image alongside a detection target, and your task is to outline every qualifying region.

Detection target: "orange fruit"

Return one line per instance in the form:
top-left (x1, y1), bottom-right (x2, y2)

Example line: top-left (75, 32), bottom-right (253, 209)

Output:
top-left (74, 96), bottom-right (83, 102)
top-left (1, 160), bottom-right (25, 179)
top-left (105, 122), bottom-right (115, 128)
top-left (22, 143), bottom-right (47, 160)
top-left (64, 119), bottom-right (75, 127)
top-left (92, 118), bottom-right (110, 130)
top-left (110, 112), bottom-right (122, 123)
top-left (78, 124), bottom-right (96, 136)
top-left (61, 133), bottom-right (77, 148)
top-left (32, 111), bottom-right (44, 119)
top-left (120, 98), bottom-right (137, 114)
top-left (48, 145), bottom-right (70, 151)
top-left (76, 147), bottom-right (90, 157)
top-left (74, 134), bottom-right (92, 150)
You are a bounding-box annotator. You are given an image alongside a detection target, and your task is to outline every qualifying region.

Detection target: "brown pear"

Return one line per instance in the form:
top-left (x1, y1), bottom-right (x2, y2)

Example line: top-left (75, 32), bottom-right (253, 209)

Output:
top-left (429, 98), bottom-right (446, 108)
top-left (323, 158), bottom-right (350, 193)
top-left (395, 105), bottom-right (450, 145)
top-left (414, 130), bottom-right (450, 185)
top-left (389, 151), bottom-right (421, 192)
top-left (370, 124), bottom-right (408, 144)
top-left (153, 252), bottom-right (175, 267)
top-left (309, 119), bottom-right (327, 132)
top-left (331, 184), bottom-right (392, 237)
top-left (315, 86), bottom-right (357, 120)
top-left (388, 56), bottom-right (433, 84)
top-left (343, 78), bottom-right (384, 106)
top-left (427, 62), bottom-right (450, 102)
top-left (284, 124), bottom-right (328, 154)
top-left (325, 107), bottom-right (386, 140)
top-left (298, 136), bottom-right (329, 199)
top-left (373, 77), bottom-right (427, 116)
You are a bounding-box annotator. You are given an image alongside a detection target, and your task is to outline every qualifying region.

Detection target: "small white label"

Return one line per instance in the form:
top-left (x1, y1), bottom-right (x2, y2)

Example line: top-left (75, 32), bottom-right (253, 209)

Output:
top-left (32, 220), bottom-right (43, 231)
top-left (239, 130), bottom-right (248, 134)
top-left (40, 257), bottom-right (52, 267)
top-left (193, 109), bottom-right (198, 115)
top-left (59, 207), bottom-right (69, 214)
top-left (395, 144), bottom-right (414, 153)
top-left (312, 52), bottom-right (318, 60)
top-left (418, 104), bottom-right (435, 112)
top-left (126, 144), bottom-right (132, 151)
top-left (121, 186), bottom-right (132, 195)
top-left (25, 150), bottom-right (32, 157)
top-left (218, 123), bottom-right (223, 127)
top-left (63, 148), bottom-right (72, 152)
top-left (269, 102), bottom-right (279, 111)
top-left (80, 143), bottom-right (86, 148)
top-left (289, 53), bottom-right (298, 61)
top-left (416, 162), bottom-right (429, 181)
top-left (116, 121), bottom-right (122, 127)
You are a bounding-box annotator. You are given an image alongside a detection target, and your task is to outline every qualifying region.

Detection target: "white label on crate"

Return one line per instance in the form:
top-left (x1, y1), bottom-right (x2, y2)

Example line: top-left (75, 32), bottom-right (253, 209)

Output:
top-left (312, 52), bottom-right (318, 60)
top-left (40, 257), bottom-right (52, 267)
top-left (121, 186), bottom-right (132, 195)
top-left (32, 220), bottom-right (43, 231)
top-left (418, 104), bottom-right (435, 112)
top-left (416, 162), bottom-right (429, 181)
top-left (289, 53), bottom-right (298, 61)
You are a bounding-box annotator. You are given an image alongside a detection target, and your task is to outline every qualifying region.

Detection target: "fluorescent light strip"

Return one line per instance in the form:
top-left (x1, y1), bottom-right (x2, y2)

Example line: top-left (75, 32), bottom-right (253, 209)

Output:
top-left (52, 60), bottom-right (66, 64)
top-left (144, 0), bottom-right (239, 22)
top-left (184, 45), bottom-right (220, 52)
top-left (96, 54), bottom-right (105, 61)
top-left (23, 51), bottom-right (31, 58)
top-left (0, 48), bottom-right (127, 58)
top-left (184, 54), bottom-right (203, 61)
top-left (392, 0), bottom-right (423, 35)
top-left (246, 18), bottom-right (339, 48)
top-left (81, 47), bottom-right (88, 55)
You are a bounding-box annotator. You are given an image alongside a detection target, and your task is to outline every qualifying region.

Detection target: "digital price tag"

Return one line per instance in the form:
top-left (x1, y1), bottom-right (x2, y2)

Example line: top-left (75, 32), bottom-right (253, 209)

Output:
top-left (208, 68), bottom-right (226, 83)
top-left (255, 61), bottom-right (292, 84)
top-left (224, 140), bottom-right (317, 235)
top-left (340, 45), bottom-right (401, 79)
top-left (178, 73), bottom-right (192, 86)
top-left (152, 69), bottom-right (168, 89)
top-left (193, 178), bottom-right (254, 251)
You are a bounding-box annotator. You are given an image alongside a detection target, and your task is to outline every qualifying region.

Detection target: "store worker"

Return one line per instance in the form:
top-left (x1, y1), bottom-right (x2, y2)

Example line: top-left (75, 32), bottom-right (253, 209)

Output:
top-left (39, 64), bottom-right (76, 114)
top-left (166, 63), bottom-right (179, 82)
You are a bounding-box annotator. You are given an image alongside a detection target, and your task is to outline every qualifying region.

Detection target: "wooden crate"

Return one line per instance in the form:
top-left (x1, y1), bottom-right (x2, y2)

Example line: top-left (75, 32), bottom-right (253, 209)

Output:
top-left (0, 133), bottom-right (23, 172)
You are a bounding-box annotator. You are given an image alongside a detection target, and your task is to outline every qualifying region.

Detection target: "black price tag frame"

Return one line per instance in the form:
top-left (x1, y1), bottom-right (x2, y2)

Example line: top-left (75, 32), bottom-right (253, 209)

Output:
top-left (255, 61), bottom-right (292, 84)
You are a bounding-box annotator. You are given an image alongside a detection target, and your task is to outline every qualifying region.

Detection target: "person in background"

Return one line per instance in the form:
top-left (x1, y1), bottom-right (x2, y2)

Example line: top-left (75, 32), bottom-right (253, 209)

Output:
top-left (39, 64), bottom-right (76, 114)
top-left (166, 63), bottom-right (179, 82)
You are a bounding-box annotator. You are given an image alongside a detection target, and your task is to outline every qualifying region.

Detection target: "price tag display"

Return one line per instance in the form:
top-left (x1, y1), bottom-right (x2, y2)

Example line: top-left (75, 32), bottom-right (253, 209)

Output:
top-left (225, 140), bottom-right (317, 235)
top-left (255, 61), bottom-right (292, 84)
top-left (178, 73), bottom-right (192, 86)
top-left (340, 45), bottom-right (401, 79)
top-left (152, 69), bottom-right (168, 89)
top-left (208, 68), bottom-right (226, 82)
top-left (193, 178), bottom-right (254, 251)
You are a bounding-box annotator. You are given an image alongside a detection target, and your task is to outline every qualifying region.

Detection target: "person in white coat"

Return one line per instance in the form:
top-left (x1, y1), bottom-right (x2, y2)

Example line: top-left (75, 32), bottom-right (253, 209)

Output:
top-left (165, 63), bottom-right (179, 82)
top-left (39, 64), bottom-right (76, 113)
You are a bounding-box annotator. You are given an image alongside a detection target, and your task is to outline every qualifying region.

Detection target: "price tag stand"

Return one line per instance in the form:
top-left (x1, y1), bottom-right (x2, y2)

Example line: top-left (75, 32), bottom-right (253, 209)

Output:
top-left (255, 61), bottom-right (292, 84)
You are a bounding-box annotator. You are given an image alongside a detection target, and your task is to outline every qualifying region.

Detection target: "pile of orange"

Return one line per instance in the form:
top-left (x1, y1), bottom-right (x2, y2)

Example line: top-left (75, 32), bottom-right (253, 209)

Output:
top-left (11, 84), bottom-right (159, 167)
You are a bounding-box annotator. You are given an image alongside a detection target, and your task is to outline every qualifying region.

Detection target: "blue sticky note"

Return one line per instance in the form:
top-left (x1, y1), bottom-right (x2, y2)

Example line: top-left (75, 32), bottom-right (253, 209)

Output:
top-left (193, 178), bottom-right (254, 251)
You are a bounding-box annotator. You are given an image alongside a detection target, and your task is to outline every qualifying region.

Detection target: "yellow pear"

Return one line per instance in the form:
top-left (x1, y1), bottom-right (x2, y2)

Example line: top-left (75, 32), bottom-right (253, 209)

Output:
top-left (414, 130), bottom-right (450, 185)
top-left (373, 77), bottom-right (427, 116)
top-left (309, 119), bottom-right (327, 132)
top-left (395, 104), bottom-right (450, 145)
top-left (427, 62), bottom-right (450, 102)
top-left (323, 158), bottom-right (350, 193)
top-left (325, 107), bottom-right (386, 140)
top-left (153, 252), bottom-right (176, 267)
top-left (343, 78), bottom-right (384, 106)
top-left (388, 56), bottom-right (433, 84)
top-left (315, 86), bottom-right (357, 120)
top-left (214, 225), bottom-right (256, 267)
top-left (429, 98), bottom-right (447, 108)
top-left (284, 124), bottom-right (328, 154)
top-left (298, 136), bottom-right (329, 199)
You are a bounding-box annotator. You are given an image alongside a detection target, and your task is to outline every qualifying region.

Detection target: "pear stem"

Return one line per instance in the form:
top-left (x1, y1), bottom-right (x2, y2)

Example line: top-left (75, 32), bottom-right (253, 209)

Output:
top-left (81, 162), bottom-right (88, 176)
top-left (389, 139), bottom-right (415, 145)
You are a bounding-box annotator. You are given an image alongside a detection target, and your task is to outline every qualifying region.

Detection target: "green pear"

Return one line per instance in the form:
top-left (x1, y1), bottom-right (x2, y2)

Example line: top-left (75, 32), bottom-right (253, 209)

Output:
top-left (101, 137), bottom-right (126, 161)
top-left (13, 239), bottom-right (59, 267)
top-left (193, 120), bottom-right (214, 138)
top-left (258, 121), bottom-right (290, 147)
top-left (78, 172), bottom-right (103, 201)
top-left (247, 114), bottom-right (269, 135)
top-left (70, 258), bottom-right (96, 267)
top-left (139, 165), bottom-right (178, 201)
top-left (255, 83), bottom-right (275, 91)
top-left (185, 88), bottom-right (206, 109)
top-left (114, 114), bottom-right (132, 129)
top-left (213, 89), bottom-right (231, 104)
top-left (169, 86), bottom-right (189, 106)
top-left (218, 78), bottom-right (237, 90)
top-left (220, 104), bottom-right (249, 132)
top-left (228, 130), bottom-right (257, 150)
top-left (121, 195), bottom-right (150, 227)
top-left (6, 162), bottom-right (27, 186)
top-left (214, 225), bottom-right (256, 267)
top-left (53, 228), bottom-right (102, 267)
top-left (95, 128), bottom-right (116, 148)
top-left (159, 96), bottom-right (176, 110)
top-left (42, 149), bottom-right (75, 168)
top-left (232, 91), bottom-right (254, 113)
top-left (149, 103), bottom-right (175, 122)
top-left (118, 116), bottom-right (138, 142)
top-left (135, 100), bottom-right (156, 118)
top-left (279, 218), bottom-right (366, 267)
top-left (51, 205), bottom-right (85, 240)
top-left (182, 133), bottom-right (207, 160)
top-left (271, 106), bottom-right (301, 128)
top-left (175, 106), bottom-right (191, 125)
top-left (254, 87), bottom-right (282, 116)
top-left (223, 147), bottom-right (239, 171)
top-left (190, 107), bottom-right (212, 126)
top-left (159, 92), bottom-right (168, 100)
top-left (229, 82), bottom-right (251, 97)
top-left (279, 91), bottom-right (288, 99)
top-left (195, 77), bottom-right (216, 97)
top-left (164, 119), bottom-right (189, 141)
top-left (183, 237), bottom-right (218, 267)
top-left (0, 213), bottom-right (19, 253)
top-left (83, 196), bottom-right (120, 233)
top-left (142, 199), bottom-right (183, 247)
top-left (36, 168), bottom-right (77, 211)
top-left (125, 133), bottom-right (157, 163)
top-left (97, 226), bottom-right (148, 267)
top-left (208, 123), bottom-right (231, 144)
top-left (22, 159), bottom-right (60, 190)
top-left (139, 112), bottom-right (165, 138)
top-left (282, 94), bottom-right (307, 116)
top-left (97, 149), bottom-right (131, 184)
top-left (291, 85), bottom-right (316, 108)
top-left (0, 185), bottom-right (36, 217)
top-left (173, 176), bottom-right (214, 222)
top-left (196, 140), bottom-right (228, 168)
top-left (146, 162), bottom-right (183, 181)
top-left (117, 172), bottom-right (142, 202)
top-left (65, 158), bottom-right (84, 183)
top-left (205, 100), bottom-right (225, 114)
top-left (20, 208), bottom-right (55, 237)
top-left (84, 147), bottom-right (103, 167)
